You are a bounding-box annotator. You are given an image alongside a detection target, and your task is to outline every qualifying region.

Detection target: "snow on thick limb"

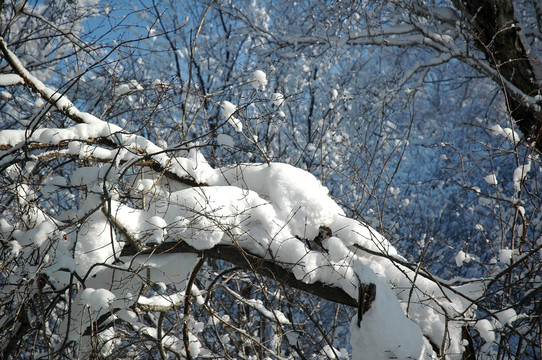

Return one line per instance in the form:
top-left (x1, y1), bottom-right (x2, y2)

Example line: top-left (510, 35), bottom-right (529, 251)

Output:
top-left (349, 262), bottom-right (434, 360)
top-left (4, 147), bottom-right (474, 359)
top-left (2, 132), bottom-right (474, 358)
top-left (6, 150), bottom-right (475, 358)
top-left (24, 154), bottom-right (473, 358)
top-left (114, 159), bottom-right (475, 358)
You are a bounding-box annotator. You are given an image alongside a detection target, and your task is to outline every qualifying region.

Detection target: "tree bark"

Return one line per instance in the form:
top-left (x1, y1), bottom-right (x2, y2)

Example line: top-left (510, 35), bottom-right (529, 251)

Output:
top-left (454, 0), bottom-right (542, 150)
top-left (121, 241), bottom-right (360, 307)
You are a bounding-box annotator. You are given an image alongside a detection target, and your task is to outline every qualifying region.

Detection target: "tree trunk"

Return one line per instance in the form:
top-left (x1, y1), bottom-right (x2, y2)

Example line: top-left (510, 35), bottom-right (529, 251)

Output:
top-left (454, 0), bottom-right (542, 150)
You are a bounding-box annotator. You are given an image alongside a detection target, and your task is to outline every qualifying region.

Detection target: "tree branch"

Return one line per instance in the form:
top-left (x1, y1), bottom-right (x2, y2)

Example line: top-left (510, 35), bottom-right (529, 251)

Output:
top-left (120, 241), bottom-right (359, 308)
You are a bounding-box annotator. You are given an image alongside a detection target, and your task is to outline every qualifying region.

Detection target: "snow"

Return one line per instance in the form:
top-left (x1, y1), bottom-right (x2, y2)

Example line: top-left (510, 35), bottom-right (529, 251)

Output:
top-left (0, 127), bottom-right (461, 352)
top-left (57, 252), bottom-right (199, 346)
top-left (513, 161), bottom-right (531, 192)
top-left (271, 92), bottom-right (285, 106)
top-left (0, 39), bottom-right (180, 180)
top-left (475, 319), bottom-right (495, 343)
top-left (88, 158), bottom-right (475, 358)
top-left (0, 218), bottom-right (13, 236)
top-left (42, 175), bottom-right (68, 197)
top-left (24, 220), bottom-right (56, 247)
top-left (40, 210), bottom-right (120, 289)
top-left (0, 112), bottom-right (477, 358)
top-left (496, 308), bottom-right (518, 326)
top-left (0, 121), bottom-right (125, 148)
top-left (170, 148), bottom-right (219, 184)
top-left (81, 288), bottom-right (116, 310)
top-left (137, 292), bottom-right (183, 307)
top-left (455, 250), bottom-right (471, 267)
top-left (0, 40), bottom-right (479, 357)
top-left (0, 122), bottom-right (214, 187)
top-left (490, 124), bottom-right (519, 144)
top-left (0, 73), bottom-right (23, 86)
top-left (114, 79), bottom-right (144, 96)
top-left (57, 255), bottom-right (76, 272)
top-left (228, 116), bottom-right (243, 132)
top-left (243, 297), bottom-right (289, 324)
top-left (222, 101), bottom-right (242, 132)
top-left (349, 261), bottom-right (434, 360)
top-left (252, 69), bottom-right (267, 89)
top-left (217, 133), bottom-right (235, 147)
top-left (71, 166), bottom-right (116, 186)
top-left (222, 100), bottom-right (237, 118)
top-left (321, 344), bottom-right (340, 359)
top-left (73, 212), bottom-right (118, 271)
top-left (0, 90), bottom-right (12, 100)
top-left (217, 163), bottom-right (344, 239)
top-left (9, 240), bottom-right (22, 257)
top-left (144, 216), bottom-right (168, 244)
top-left (2, 5), bottom-right (524, 358)
top-left (483, 174), bottom-right (498, 185)
top-left (499, 248), bottom-right (514, 264)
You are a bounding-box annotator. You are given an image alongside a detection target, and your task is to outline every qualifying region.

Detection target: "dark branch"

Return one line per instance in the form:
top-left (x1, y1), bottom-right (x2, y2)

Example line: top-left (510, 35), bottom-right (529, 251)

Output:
top-left (120, 241), bottom-right (359, 308)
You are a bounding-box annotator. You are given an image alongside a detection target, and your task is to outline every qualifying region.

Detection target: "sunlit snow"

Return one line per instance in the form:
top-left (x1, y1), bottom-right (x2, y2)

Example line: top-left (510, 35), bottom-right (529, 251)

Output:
top-left (222, 100), bottom-right (242, 132)
top-left (252, 69), bottom-right (267, 89)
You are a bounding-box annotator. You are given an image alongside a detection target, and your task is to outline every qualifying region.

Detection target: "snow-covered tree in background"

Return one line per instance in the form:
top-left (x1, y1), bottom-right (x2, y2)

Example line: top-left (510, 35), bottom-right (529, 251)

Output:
top-left (1, 0), bottom-right (541, 359)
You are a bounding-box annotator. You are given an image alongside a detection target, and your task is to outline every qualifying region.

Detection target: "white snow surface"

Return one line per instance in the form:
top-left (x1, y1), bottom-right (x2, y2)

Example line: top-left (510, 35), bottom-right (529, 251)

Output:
top-left (0, 73), bottom-right (24, 86)
top-left (252, 69), bottom-right (267, 89)
top-left (455, 250), bottom-right (471, 267)
top-left (2, 149), bottom-right (476, 359)
top-left (96, 160), bottom-right (475, 358)
top-left (81, 288), bottom-right (116, 310)
top-left (513, 160), bottom-right (531, 192)
top-left (349, 273), bottom-right (434, 360)
top-left (114, 79), bottom-right (144, 96)
top-left (475, 319), bottom-right (495, 343)
top-left (496, 308), bottom-right (518, 326)
top-left (490, 124), bottom-right (520, 144)
top-left (222, 100), bottom-right (237, 119)
top-left (217, 133), bottom-right (235, 147)
top-left (483, 174), bottom-right (498, 185)
top-left (222, 100), bottom-right (242, 132)
top-left (271, 92), bottom-right (285, 106)
top-left (499, 248), bottom-right (514, 264)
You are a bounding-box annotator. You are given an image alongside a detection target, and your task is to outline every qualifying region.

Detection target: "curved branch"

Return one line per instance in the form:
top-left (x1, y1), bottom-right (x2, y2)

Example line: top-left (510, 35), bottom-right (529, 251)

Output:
top-left (120, 241), bottom-right (359, 308)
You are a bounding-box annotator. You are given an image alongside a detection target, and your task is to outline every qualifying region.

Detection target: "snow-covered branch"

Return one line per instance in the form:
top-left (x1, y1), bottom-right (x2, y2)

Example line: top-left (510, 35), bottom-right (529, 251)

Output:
top-left (120, 240), bottom-right (360, 308)
top-left (3, 1), bottom-right (540, 358)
